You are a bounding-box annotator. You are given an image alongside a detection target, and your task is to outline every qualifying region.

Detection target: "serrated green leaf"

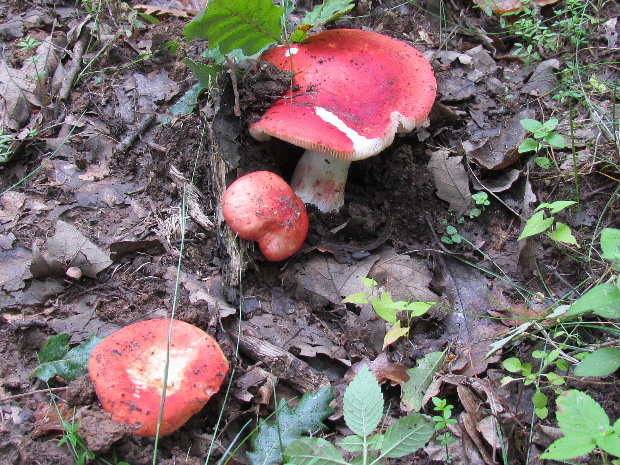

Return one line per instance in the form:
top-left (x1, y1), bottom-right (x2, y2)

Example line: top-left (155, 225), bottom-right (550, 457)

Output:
top-left (601, 228), bottom-right (620, 264)
top-left (566, 283), bottom-right (620, 319)
top-left (33, 335), bottom-right (103, 382)
top-left (337, 433), bottom-right (384, 453)
top-left (291, 0), bottom-right (355, 42)
top-left (401, 351), bottom-right (446, 412)
top-left (380, 414), bottom-right (435, 458)
top-left (556, 390), bottom-right (610, 437)
top-left (284, 437), bottom-right (347, 465)
top-left (520, 119), bottom-right (544, 132)
top-left (518, 211), bottom-right (555, 240)
top-left (184, 0), bottom-right (284, 56)
top-left (574, 348), bottom-right (620, 377)
top-left (343, 293), bottom-right (370, 305)
top-left (548, 222), bottom-right (578, 246)
top-left (248, 386), bottom-right (335, 465)
top-left (344, 366), bottom-right (383, 438)
top-left (541, 435), bottom-right (595, 460)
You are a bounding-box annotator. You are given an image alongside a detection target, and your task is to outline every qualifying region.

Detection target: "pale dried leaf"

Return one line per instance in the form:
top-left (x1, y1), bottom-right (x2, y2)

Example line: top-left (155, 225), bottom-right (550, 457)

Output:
top-left (428, 150), bottom-right (472, 216)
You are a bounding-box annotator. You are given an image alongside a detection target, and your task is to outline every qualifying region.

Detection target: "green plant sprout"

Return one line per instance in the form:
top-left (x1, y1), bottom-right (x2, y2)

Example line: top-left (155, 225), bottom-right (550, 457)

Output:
top-left (431, 397), bottom-right (458, 461)
top-left (518, 200), bottom-right (578, 246)
top-left (0, 128), bottom-right (15, 163)
top-left (441, 192), bottom-right (491, 245)
top-left (283, 366), bottom-right (435, 465)
top-left (518, 118), bottom-right (566, 170)
top-left (18, 35), bottom-right (42, 50)
top-left (343, 278), bottom-right (435, 348)
top-left (501, 349), bottom-right (569, 419)
top-left (540, 390), bottom-right (620, 462)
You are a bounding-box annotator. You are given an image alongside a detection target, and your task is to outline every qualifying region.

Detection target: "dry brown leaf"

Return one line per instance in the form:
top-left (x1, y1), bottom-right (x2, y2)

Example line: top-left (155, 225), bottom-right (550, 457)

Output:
top-left (428, 150), bottom-right (473, 216)
top-left (350, 353), bottom-right (411, 386)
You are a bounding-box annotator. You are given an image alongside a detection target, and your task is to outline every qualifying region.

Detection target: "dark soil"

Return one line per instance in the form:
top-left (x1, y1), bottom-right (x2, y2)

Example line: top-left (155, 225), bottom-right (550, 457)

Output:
top-left (1, 0), bottom-right (619, 464)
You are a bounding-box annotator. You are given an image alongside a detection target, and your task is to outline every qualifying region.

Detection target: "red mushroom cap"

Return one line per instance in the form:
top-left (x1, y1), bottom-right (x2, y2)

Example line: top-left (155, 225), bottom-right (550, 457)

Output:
top-left (222, 171), bottom-right (309, 261)
top-left (88, 319), bottom-right (229, 437)
top-left (249, 29), bottom-right (437, 160)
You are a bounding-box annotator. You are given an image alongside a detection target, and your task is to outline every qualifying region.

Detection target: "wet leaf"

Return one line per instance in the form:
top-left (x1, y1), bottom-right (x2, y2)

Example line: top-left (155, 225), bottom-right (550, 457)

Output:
top-left (574, 348), bottom-right (620, 377)
top-left (248, 386), bottom-right (335, 465)
top-left (33, 334), bottom-right (103, 382)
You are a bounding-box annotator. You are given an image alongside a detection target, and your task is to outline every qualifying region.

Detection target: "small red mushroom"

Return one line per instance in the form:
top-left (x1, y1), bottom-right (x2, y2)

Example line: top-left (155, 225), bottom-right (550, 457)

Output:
top-left (88, 319), bottom-right (229, 437)
top-left (249, 29), bottom-right (437, 212)
top-left (222, 171), bottom-right (309, 261)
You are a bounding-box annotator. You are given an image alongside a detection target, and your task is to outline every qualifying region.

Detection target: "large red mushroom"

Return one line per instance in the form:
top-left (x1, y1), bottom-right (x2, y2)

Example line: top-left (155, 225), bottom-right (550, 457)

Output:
top-left (88, 319), bottom-right (229, 437)
top-left (222, 171), bottom-right (309, 261)
top-left (249, 29), bottom-right (437, 212)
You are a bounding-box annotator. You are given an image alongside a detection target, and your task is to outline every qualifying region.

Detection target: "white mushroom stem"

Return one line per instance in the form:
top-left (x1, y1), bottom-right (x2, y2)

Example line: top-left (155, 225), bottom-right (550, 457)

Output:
top-left (290, 150), bottom-right (352, 213)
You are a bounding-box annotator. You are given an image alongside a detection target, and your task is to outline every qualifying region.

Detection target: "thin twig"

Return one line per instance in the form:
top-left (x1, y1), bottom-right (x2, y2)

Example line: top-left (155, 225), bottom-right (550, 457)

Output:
top-left (0, 387), bottom-right (68, 404)
top-left (114, 113), bottom-right (156, 155)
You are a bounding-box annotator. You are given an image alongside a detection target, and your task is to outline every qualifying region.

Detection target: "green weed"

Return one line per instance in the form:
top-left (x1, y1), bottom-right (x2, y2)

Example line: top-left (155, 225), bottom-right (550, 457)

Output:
top-left (283, 366), bottom-right (435, 465)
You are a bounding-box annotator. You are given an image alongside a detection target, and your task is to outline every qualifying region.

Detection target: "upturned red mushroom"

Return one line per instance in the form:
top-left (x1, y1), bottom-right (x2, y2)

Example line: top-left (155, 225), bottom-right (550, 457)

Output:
top-left (249, 29), bottom-right (437, 212)
top-left (88, 319), bottom-right (229, 437)
top-left (222, 171), bottom-right (309, 261)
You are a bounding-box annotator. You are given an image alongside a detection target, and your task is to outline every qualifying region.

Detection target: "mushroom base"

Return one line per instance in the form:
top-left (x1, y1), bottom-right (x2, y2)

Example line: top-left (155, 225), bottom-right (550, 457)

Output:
top-left (290, 150), bottom-right (352, 213)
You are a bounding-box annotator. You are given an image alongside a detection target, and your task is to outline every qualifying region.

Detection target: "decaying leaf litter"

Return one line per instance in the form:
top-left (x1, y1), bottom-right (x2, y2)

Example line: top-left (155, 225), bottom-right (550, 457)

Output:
top-left (1, 0), bottom-right (619, 464)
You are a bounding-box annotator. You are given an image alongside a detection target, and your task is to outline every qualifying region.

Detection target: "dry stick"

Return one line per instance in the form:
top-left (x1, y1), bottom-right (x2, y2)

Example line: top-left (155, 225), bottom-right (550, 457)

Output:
top-left (53, 32), bottom-right (89, 120)
top-left (223, 318), bottom-right (330, 393)
top-left (114, 113), bottom-right (156, 155)
top-left (0, 387), bottom-right (68, 404)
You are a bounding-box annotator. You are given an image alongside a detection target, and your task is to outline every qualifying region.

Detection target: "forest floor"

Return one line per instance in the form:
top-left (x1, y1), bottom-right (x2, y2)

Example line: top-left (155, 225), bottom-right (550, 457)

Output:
top-left (1, 0), bottom-right (619, 464)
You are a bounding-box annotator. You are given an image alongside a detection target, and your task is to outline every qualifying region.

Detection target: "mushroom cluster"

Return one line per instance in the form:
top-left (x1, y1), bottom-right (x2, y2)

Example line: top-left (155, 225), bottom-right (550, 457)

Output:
top-left (222, 171), bottom-right (309, 261)
top-left (89, 319), bottom-right (229, 437)
top-left (250, 28), bottom-right (437, 212)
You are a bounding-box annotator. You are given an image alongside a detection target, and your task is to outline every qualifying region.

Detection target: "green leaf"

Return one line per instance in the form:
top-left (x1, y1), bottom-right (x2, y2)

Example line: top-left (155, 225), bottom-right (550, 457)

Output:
top-left (566, 283), bottom-right (620, 319)
top-left (291, 0), bottom-right (355, 42)
top-left (518, 137), bottom-right (540, 153)
top-left (518, 211), bottom-right (555, 240)
top-left (541, 435), bottom-right (596, 460)
top-left (170, 83), bottom-right (206, 117)
top-left (520, 119), bottom-right (544, 132)
top-left (401, 351), bottom-right (446, 412)
top-left (33, 335), bottom-right (103, 382)
top-left (545, 132), bottom-right (565, 148)
top-left (574, 348), bottom-right (620, 377)
top-left (544, 200), bottom-right (577, 214)
top-left (361, 277), bottom-right (378, 288)
top-left (598, 431), bottom-right (620, 457)
top-left (601, 228), bottom-right (620, 264)
top-left (184, 0), bottom-right (284, 56)
top-left (535, 156), bottom-right (551, 169)
top-left (343, 292), bottom-right (370, 305)
top-left (548, 222), bottom-right (578, 246)
top-left (532, 389), bottom-right (548, 409)
top-left (183, 58), bottom-right (225, 87)
top-left (502, 357), bottom-right (523, 373)
top-left (371, 293), bottom-right (398, 324)
top-left (337, 434), bottom-right (383, 452)
top-left (248, 386), bottom-right (335, 465)
top-left (284, 437), bottom-right (347, 465)
top-left (344, 366), bottom-right (383, 438)
top-left (380, 414), bottom-right (435, 458)
top-left (556, 390), bottom-right (610, 437)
